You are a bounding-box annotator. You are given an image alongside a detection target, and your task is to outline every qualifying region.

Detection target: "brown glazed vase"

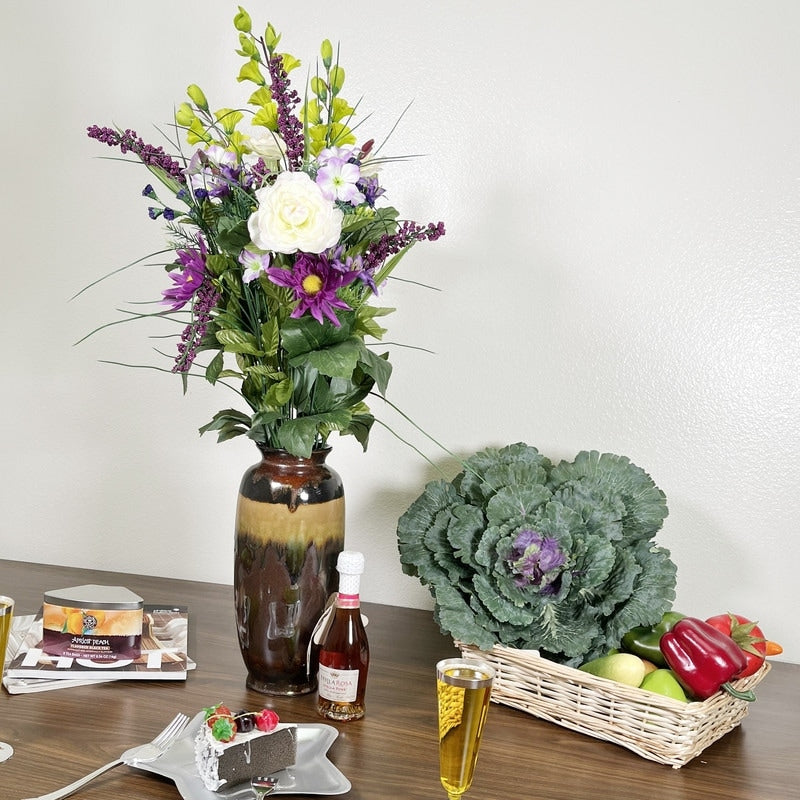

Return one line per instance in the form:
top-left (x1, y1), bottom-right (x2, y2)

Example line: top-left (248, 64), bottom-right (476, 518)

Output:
top-left (234, 446), bottom-right (344, 695)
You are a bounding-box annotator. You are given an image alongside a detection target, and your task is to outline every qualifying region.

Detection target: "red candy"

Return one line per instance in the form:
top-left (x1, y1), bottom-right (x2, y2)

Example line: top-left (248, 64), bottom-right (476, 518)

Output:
top-left (255, 709), bottom-right (279, 733)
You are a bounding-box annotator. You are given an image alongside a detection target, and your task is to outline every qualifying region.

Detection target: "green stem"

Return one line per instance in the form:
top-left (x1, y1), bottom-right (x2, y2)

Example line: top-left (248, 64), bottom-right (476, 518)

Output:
top-left (722, 682), bottom-right (756, 702)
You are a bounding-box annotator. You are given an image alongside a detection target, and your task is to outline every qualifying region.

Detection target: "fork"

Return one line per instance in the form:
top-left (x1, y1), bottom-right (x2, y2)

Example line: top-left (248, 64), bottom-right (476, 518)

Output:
top-left (22, 712), bottom-right (190, 800)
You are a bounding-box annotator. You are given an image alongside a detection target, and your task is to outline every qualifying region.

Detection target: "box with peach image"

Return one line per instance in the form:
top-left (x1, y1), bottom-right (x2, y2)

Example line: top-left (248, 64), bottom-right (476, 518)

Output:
top-left (42, 585), bottom-right (143, 661)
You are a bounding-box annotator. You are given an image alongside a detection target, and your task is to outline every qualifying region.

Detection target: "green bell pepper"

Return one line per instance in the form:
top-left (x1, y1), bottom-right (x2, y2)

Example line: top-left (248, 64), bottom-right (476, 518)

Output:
top-left (621, 611), bottom-right (685, 667)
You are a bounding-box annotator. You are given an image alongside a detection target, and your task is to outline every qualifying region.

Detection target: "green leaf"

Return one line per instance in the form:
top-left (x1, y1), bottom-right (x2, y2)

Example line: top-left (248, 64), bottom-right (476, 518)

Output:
top-left (281, 314), bottom-right (354, 358)
top-left (358, 347), bottom-right (392, 396)
top-left (198, 409), bottom-right (251, 442)
top-left (205, 254), bottom-right (234, 277)
top-left (215, 217), bottom-right (251, 254)
top-left (265, 377), bottom-right (293, 407)
top-left (344, 412), bottom-right (374, 451)
top-left (205, 350), bottom-right (224, 384)
top-left (289, 338), bottom-right (361, 379)
top-left (261, 318), bottom-right (279, 358)
top-left (275, 417), bottom-right (319, 458)
top-left (216, 329), bottom-right (264, 356)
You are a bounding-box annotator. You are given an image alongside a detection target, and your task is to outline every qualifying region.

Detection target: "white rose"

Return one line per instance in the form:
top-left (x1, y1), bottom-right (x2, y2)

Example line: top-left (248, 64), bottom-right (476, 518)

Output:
top-left (247, 171), bottom-right (343, 254)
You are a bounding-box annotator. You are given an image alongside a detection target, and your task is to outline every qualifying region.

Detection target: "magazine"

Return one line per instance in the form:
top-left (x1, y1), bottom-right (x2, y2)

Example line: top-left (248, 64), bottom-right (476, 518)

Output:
top-left (3, 605), bottom-right (193, 694)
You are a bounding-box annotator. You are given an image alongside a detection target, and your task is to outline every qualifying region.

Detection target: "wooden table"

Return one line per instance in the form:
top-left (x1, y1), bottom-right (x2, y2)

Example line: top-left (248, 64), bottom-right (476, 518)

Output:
top-left (1, 560), bottom-right (797, 800)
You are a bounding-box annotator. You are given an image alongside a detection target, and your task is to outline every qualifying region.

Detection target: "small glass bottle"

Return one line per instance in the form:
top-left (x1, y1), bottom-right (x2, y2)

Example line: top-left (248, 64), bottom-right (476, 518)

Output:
top-left (316, 551), bottom-right (369, 720)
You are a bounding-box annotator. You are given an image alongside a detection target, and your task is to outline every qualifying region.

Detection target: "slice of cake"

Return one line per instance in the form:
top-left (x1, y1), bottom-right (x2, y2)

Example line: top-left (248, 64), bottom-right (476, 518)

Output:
top-left (194, 703), bottom-right (297, 791)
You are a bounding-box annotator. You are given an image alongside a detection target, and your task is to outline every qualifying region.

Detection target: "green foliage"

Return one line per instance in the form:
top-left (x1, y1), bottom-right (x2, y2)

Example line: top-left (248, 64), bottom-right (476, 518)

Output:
top-left (397, 443), bottom-right (676, 665)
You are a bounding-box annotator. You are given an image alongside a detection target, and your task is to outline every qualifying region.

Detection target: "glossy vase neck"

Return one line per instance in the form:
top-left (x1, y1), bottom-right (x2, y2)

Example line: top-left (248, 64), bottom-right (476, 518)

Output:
top-left (256, 446), bottom-right (332, 469)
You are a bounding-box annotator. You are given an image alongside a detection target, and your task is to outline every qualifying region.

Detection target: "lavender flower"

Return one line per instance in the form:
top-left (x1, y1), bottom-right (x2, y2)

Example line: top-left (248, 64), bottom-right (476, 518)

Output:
top-left (86, 126), bottom-right (185, 182)
top-left (362, 220), bottom-right (446, 274)
top-left (356, 175), bottom-right (384, 207)
top-left (185, 145), bottom-right (240, 198)
top-left (172, 281), bottom-right (220, 373)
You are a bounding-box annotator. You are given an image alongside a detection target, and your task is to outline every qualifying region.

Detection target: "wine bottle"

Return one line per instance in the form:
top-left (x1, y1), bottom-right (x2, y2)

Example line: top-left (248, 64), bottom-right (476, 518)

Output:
top-left (316, 550), bottom-right (369, 720)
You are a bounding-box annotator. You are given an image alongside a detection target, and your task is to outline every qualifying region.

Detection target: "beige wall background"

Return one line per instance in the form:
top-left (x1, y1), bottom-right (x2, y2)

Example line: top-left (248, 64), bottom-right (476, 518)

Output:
top-left (2, 1), bottom-right (797, 663)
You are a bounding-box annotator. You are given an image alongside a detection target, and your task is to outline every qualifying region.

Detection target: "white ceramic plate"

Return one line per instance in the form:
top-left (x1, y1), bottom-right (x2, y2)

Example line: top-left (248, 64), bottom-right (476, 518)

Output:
top-left (134, 712), bottom-right (351, 798)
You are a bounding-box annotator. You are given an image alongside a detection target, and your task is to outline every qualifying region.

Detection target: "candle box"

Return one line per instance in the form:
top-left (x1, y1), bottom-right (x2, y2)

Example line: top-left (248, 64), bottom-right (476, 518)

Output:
top-left (42, 584), bottom-right (143, 661)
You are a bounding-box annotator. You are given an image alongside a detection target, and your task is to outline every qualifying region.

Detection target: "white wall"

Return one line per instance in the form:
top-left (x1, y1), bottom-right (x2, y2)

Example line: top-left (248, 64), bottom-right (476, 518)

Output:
top-left (2, 1), bottom-right (797, 663)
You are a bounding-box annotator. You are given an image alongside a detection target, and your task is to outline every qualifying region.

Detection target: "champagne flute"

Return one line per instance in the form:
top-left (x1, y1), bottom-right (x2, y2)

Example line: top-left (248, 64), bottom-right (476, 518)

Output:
top-left (436, 657), bottom-right (495, 800)
top-left (0, 596), bottom-right (15, 762)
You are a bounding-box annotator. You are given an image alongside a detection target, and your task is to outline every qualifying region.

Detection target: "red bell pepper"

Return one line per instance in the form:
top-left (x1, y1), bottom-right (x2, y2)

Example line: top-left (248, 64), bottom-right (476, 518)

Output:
top-left (659, 617), bottom-right (756, 701)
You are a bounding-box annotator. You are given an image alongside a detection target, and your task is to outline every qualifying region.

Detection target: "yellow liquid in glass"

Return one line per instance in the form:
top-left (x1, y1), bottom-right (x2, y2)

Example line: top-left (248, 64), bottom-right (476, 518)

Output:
top-left (0, 602), bottom-right (12, 673)
top-left (437, 669), bottom-right (492, 798)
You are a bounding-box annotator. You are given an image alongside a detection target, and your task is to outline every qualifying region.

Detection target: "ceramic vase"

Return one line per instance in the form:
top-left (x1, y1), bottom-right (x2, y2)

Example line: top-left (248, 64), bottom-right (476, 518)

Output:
top-left (234, 446), bottom-right (344, 695)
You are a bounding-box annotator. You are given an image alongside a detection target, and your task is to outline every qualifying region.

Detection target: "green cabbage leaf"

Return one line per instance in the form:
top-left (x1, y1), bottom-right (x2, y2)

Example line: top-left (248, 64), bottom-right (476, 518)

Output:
top-left (397, 443), bottom-right (676, 665)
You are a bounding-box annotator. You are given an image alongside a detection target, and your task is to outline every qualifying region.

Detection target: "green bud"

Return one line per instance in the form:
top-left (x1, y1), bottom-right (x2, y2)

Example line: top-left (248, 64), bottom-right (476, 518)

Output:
top-left (310, 75), bottom-right (328, 102)
top-left (264, 23), bottom-right (281, 53)
top-left (329, 65), bottom-right (345, 96)
top-left (175, 102), bottom-right (196, 127)
top-left (187, 84), bottom-right (208, 111)
top-left (320, 39), bottom-right (333, 69)
top-left (233, 7), bottom-right (251, 33)
top-left (237, 33), bottom-right (259, 59)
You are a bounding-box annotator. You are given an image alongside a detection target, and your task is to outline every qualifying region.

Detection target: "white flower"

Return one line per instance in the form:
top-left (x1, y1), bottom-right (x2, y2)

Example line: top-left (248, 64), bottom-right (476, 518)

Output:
top-left (239, 248), bottom-right (270, 284)
top-left (316, 158), bottom-right (365, 205)
top-left (247, 171), bottom-right (343, 254)
top-left (246, 132), bottom-right (286, 162)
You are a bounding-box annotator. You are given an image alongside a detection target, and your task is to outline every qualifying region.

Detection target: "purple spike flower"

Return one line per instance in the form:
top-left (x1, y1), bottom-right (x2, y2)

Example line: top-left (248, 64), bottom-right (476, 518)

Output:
top-left (172, 281), bottom-right (220, 373)
top-left (267, 54), bottom-right (304, 171)
top-left (86, 126), bottom-right (185, 182)
top-left (362, 220), bottom-right (446, 274)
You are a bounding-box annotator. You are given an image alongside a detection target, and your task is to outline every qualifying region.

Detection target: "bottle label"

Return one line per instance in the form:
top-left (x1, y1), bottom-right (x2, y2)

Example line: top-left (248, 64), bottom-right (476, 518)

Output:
top-left (318, 663), bottom-right (360, 702)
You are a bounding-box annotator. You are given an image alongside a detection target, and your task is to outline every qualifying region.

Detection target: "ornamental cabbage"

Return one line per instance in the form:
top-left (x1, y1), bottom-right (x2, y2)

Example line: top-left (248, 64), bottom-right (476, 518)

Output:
top-left (396, 443), bottom-right (677, 665)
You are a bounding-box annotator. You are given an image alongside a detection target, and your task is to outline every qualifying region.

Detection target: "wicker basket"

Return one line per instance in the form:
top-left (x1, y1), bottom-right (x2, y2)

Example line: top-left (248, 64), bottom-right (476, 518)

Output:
top-left (459, 643), bottom-right (770, 768)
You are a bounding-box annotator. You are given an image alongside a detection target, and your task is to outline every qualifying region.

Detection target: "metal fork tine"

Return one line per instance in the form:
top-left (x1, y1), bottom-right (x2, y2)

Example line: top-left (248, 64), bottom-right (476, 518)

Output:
top-left (151, 713), bottom-right (189, 749)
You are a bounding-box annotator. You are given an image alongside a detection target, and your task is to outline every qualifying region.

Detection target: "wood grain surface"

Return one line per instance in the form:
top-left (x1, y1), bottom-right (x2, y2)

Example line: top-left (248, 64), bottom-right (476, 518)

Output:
top-left (1, 560), bottom-right (796, 800)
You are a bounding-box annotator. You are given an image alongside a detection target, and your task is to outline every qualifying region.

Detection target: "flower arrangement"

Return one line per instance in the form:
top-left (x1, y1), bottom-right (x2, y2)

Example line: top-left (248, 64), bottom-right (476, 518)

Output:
top-left (85, 7), bottom-right (444, 458)
top-left (397, 444), bottom-right (677, 666)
